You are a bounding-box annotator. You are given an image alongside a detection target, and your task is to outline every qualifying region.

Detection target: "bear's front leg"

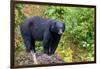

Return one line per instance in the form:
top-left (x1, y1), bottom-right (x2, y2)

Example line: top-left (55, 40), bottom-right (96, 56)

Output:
top-left (30, 51), bottom-right (38, 64)
top-left (50, 36), bottom-right (60, 55)
top-left (42, 30), bottom-right (51, 55)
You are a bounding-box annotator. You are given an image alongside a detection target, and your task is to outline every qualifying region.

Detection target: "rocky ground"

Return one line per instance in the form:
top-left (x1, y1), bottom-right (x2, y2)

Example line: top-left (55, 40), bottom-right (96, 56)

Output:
top-left (15, 52), bottom-right (65, 66)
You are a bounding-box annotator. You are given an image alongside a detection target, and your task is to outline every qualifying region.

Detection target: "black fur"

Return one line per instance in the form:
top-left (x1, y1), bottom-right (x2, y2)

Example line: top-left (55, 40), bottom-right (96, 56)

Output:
top-left (20, 16), bottom-right (65, 55)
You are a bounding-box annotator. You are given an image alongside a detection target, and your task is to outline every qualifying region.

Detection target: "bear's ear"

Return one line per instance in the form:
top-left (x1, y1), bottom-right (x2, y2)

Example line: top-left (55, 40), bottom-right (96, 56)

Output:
top-left (51, 21), bottom-right (56, 28)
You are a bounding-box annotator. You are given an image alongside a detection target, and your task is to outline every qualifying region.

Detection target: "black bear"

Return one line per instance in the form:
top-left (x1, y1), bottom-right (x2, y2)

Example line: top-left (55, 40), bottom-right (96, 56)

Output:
top-left (20, 16), bottom-right (65, 64)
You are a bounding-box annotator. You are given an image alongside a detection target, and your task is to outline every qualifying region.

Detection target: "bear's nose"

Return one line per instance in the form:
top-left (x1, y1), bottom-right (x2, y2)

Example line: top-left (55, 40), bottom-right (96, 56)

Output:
top-left (58, 29), bottom-right (62, 34)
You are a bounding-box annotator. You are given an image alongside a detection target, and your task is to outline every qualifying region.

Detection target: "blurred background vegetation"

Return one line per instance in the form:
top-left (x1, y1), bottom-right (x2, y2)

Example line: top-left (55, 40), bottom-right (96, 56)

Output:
top-left (15, 4), bottom-right (95, 63)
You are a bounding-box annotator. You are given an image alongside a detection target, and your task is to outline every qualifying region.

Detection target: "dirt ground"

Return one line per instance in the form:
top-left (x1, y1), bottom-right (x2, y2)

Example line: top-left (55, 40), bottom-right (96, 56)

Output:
top-left (15, 52), bottom-right (65, 66)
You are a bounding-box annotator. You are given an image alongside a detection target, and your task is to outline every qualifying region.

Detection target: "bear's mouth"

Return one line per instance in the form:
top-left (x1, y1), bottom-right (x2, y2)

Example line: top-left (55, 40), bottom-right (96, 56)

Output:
top-left (58, 29), bottom-right (63, 35)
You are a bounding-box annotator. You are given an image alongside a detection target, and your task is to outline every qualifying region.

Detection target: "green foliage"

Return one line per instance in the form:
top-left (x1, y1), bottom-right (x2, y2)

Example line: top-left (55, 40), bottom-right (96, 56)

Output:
top-left (65, 8), bottom-right (94, 54)
top-left (15, 4), bottom-right (26, 55)
top-left (44, 6), bottom-right (95, 62)
top-left (15, 26), bottom-right (25, 55)
top-left (44, 6), bottom-right (66, 21)
top-left (15, 4), bottom-right (26, 26)
top-left (35, 41), bottom-right (43, 52)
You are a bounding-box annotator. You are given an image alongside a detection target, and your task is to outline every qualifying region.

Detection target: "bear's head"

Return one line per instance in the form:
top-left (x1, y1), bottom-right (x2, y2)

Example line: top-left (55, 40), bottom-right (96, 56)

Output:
top-left (50, 21), bottom-right (65, 35)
